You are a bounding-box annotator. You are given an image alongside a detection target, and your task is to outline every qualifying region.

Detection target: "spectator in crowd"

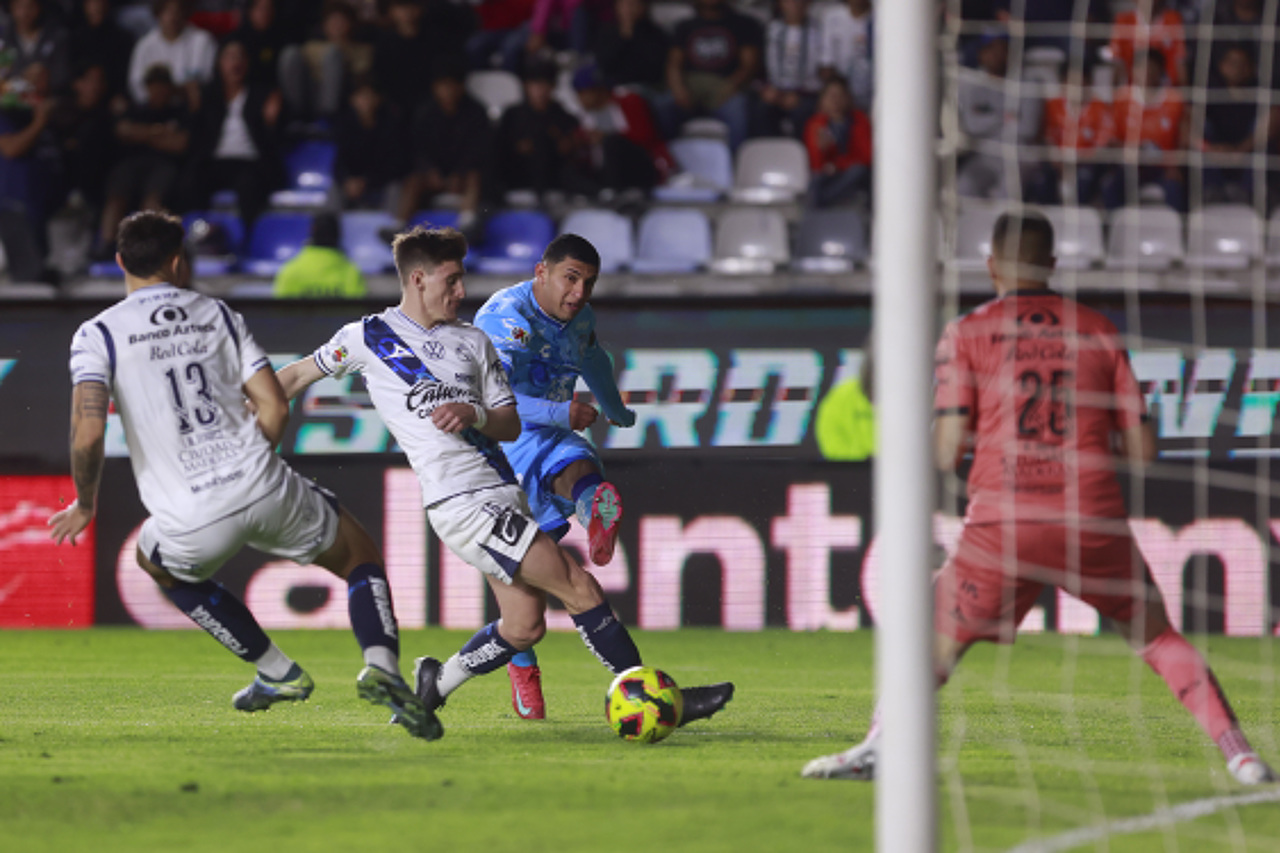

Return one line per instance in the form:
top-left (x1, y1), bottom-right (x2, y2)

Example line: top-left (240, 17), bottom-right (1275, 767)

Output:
top-left (1199, 43), bottom-right (1274, 204)
top-left (388, 56), bottom-right (491, 237)
top-left (335, 74), bottom-right (408, 209)
top-left (819, 0), bottom-right (871, 113)
top-left (521, 0), bottom-right (611, 72)
top-left (68, 0), bottom-right (134, 106)
top-left (1041, 61), bottom-right (1117, 206)
top-left (0, 0), bottom-right (71, 93)
top-left (1111, 0), bottom-right (1185, 88)
top-left (272, 211), bottom-right (366, 298)
top-left (466, 0), bottom-right (536, 71)
top-left (373, 0), bottom-right (437, 113)
top-left (228, 0), bottom-right (288, 88)
top-left (1110, 48), bottom-right (1187, 211)
top-left (658, 0), bottom-right (762, 151)
top-left (496, 60), bottom-right (583, 198)
top-left (94, 63), bottom-right (188, 259)
top-left (179, 38), bottom-right (282, 228)
top-left (55, 62), bottom-right (114, 234)
top-left (279, 0), bottom-right (373, 121)
top-left (803, 75), bottom-right (870, 208)
top-left (759, 0), bottom-right (823, 137)
top-left (955, 31), bottom-right (1044, 201)
top-left (993, 0), bottom-right (1110, 54)
top-left (572, 62), bottom-right (671, 192)
top-left (0, 61), bottom-right (64, 273)
top-left (1205, 0), bottom-right (1280, 87)
top-left (128, 0), bottom-right (217, 107)
top-left (593, 0), bottom-right (667, 93)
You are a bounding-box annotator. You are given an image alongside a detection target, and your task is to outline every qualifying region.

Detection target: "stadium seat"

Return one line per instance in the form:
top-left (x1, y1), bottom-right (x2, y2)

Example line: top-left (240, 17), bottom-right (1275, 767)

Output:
top-left (183, 211), bottom-right (245, 276)
top-left (1268, 210), bottom-right (1280, 267)
top-left (242, 212), bottom-right (311, 277)
top-left (632, 208), bottom-right (713, 273)
top-left (731, 137), bottom-right (809, 203)
top-left (681, 117), bottom-right (730, 140)
top-left (559, 209), bottom-right (634, 273)
top-left (408, 209), bottom-right (461, 230)
top-left (711, 209), bottom-right (790, 274)
top-left (269, 140), bottom-right (336, 208)
top-left (467, 70), bottom-right (522, 121)
top-left (793, 208), bottom-right (869, 273)
top-left (1105, 206), bottom-right (1184, 271)
top-left (1039, 205), bottom-right (1104, 270)
top-left (472, 210), bottom-right (555, 275)
top-left (1185, 204), bottom-right (1262, 271)
top-left (340, 211), bottom-right (397, 274)
top-left (654, 137), bottom-right (733, 203)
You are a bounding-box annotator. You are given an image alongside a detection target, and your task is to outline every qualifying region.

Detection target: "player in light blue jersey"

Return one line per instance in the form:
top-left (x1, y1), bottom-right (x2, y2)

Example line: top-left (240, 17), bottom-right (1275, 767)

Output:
top-left (473, 234), bottom-right (642, 720)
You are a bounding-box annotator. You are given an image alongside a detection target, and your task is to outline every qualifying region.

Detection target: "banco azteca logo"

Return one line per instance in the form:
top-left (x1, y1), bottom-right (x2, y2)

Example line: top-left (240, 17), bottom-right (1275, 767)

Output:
top-left (149, 305), bottom-right (189, 325)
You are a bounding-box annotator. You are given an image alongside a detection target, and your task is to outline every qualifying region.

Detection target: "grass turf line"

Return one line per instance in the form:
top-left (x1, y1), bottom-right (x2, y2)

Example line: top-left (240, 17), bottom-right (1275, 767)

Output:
top-left (0, 628), bottom-right (1277, 852)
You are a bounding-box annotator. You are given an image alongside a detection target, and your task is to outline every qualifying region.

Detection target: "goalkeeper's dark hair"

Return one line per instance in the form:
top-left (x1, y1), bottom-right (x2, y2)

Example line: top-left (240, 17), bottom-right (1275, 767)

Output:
top-left (542, 233), bottom-right (600, 271)
top-left (991, 210), bottom-right (1055, 267)
top-left (116, 211), bottom-right (187, 279)
top-left (391, 225), bottom-right (468, 280)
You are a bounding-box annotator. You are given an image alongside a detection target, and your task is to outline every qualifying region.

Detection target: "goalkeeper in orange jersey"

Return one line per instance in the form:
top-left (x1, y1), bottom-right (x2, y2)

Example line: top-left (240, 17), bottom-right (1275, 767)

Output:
top-left (803, 210), bottom-right (1275, 785)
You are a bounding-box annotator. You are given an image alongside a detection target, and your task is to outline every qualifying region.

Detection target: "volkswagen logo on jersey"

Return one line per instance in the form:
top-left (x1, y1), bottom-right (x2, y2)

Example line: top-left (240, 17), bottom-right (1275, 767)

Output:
top-left (422, 341), bottom-right (447, 360)
top-left (149, 305), bottom-right (189, 325)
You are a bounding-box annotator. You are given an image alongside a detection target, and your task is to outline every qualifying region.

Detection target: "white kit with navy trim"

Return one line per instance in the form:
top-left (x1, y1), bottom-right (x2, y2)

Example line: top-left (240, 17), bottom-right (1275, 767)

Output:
top-left (312, 308), bottom-right (518, 508)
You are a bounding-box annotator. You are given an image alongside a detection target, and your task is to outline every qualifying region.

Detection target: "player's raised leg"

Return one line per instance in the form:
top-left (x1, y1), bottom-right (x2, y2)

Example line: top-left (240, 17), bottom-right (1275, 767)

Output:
top-left (553, 458), bottom-right (624, 569)
top-left (311, 505), bottom-right (441, 741)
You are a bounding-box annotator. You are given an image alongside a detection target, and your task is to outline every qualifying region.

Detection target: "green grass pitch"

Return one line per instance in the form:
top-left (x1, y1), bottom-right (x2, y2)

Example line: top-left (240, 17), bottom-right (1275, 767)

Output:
top-left (2, 628), bottom-right (1278, 852)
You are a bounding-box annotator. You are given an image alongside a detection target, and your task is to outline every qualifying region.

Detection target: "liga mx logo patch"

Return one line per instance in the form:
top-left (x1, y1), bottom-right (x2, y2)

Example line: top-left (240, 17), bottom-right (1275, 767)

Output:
top-left (332, 346), bottom-right (349, 363)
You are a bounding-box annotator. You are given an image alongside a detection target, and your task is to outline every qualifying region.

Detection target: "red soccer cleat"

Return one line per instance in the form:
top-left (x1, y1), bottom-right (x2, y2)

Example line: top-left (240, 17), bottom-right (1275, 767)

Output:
top-left (507, 662), bottom-right (546, 720)
top-left (587, 482), bottom-right (623, 566)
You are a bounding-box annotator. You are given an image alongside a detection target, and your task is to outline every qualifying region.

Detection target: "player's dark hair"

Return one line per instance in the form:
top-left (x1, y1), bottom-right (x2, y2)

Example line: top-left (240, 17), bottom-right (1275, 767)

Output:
top-left (117, 211), bottom-right (186, 279)
top-left (542, 233), bottom-right (600, 271)
top-left (991, 210), bottom-right (1055, 267)
top-left (391, 225), bottom-right (468, 280)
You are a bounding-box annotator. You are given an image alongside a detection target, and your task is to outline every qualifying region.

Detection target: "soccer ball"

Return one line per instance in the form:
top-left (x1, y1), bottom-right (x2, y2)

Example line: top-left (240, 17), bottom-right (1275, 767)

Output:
top-left (605, 665), bottom-right (683, 743)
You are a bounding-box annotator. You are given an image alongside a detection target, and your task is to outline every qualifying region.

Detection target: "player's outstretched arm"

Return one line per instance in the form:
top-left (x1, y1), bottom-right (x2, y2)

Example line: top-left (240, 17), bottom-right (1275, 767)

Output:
top-left (276, 356), bottom-right (326, 401)
top-left (244, 366), bottom-right (291, 449)
top-left (49, 381), bottom-right (109, 545)
top-left (580, 339), bottom-right (635, 427)
top-left (933, 413), bottom-right (971, 474)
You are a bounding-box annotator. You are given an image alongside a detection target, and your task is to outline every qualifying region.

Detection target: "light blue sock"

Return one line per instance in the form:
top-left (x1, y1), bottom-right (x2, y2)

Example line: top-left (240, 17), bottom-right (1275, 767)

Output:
top-left (511, 649), bottom-right (539, 668)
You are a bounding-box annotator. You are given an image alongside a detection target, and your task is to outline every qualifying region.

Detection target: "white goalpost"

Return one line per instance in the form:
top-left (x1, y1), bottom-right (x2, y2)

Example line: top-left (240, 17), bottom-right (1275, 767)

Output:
top-left (873, 0), bottom-right (938, 850)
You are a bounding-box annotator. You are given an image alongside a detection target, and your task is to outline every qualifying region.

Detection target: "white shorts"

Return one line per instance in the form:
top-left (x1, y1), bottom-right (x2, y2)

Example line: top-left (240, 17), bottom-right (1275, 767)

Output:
top-left (427, 485), bottom-right (539, 585)
top-left (138, 468), bottom-right (341, 583)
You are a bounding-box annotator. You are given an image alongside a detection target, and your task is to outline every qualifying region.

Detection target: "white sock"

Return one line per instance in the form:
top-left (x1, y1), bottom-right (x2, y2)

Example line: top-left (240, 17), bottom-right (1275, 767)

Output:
top-left (364, 645), bottom-right (398, 675)
top-left (436, 654), bottom-right (474, 698)
top-left (253, 644), bottom-right (294, 680)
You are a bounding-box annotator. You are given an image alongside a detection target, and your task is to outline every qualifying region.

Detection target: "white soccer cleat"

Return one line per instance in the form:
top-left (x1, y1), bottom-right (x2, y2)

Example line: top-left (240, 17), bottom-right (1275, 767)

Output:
top-left (801, 740), bottom-right (877, 781)
top-left (1228, 753), bottom-right (1277, 785)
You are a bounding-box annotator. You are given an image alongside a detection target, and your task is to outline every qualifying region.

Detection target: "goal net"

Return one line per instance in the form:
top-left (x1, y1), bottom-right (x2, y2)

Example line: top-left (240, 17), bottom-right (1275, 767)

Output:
top-left (923, 0), bottom-right (1280, 848)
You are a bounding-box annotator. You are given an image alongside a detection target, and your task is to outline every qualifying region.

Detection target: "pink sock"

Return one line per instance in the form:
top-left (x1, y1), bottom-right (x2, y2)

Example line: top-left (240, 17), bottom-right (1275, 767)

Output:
top-left (865, 669), bottom-right (950, 743)
top-left (1140, 628), bottom-right (1250, 760)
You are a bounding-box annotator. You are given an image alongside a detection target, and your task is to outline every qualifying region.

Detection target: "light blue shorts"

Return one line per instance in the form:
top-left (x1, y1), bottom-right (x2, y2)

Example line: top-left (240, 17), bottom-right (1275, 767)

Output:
top-left (503, 424), bottom-right (602, 533)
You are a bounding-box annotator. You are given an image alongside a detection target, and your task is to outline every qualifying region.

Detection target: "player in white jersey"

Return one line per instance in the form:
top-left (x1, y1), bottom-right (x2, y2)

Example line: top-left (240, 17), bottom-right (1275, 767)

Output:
top-left (48, 211), bottom-right (438, 740)
top-left (277, 226), bottom-right (734, 734)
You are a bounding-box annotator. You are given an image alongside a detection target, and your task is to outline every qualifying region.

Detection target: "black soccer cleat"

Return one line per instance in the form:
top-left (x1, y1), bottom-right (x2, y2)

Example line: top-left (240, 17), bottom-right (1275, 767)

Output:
top-left (411, 656), bottom-right (447, 714)
top-left (678, 681), bottom-right (735, 726)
